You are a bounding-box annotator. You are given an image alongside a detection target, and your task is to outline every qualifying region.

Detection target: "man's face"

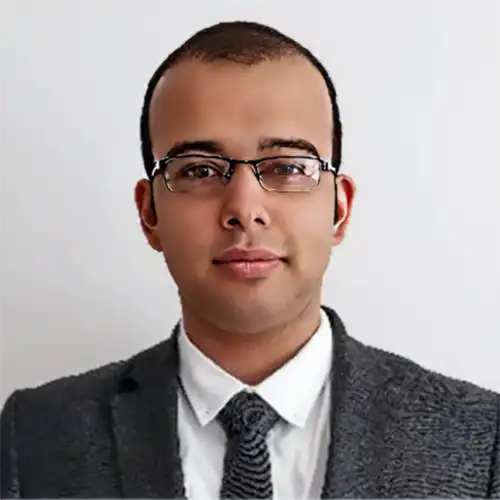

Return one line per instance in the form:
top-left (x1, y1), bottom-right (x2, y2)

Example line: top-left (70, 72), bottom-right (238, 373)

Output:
top-left (136, 56), bottom-right (355, 333)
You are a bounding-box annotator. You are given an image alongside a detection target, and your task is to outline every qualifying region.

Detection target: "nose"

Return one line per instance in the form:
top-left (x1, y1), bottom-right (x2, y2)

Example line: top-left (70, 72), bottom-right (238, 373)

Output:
top-left (219, 163), bottom-right (271, 232)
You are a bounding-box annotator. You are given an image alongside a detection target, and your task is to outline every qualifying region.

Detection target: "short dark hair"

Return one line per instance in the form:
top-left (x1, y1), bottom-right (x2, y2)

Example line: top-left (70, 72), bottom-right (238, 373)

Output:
top-left (140, 21), bottom-right (343, 179)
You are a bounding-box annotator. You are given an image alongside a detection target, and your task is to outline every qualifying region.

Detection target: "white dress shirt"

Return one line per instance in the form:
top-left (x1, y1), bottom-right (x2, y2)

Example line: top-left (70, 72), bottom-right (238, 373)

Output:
top-left (177, 308), bottom-right (333, 500)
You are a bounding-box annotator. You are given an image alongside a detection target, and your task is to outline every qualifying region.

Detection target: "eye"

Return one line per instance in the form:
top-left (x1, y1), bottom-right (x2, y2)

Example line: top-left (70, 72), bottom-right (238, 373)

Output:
top-left (266, 161), bottom-right (306, 176)
top-left (180, 163), bottom-right (223, 179)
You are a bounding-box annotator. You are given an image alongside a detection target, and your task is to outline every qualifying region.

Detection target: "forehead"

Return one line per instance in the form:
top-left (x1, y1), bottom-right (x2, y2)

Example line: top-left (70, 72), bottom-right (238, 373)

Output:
top-left (148, 56), bottom-right (333, 159)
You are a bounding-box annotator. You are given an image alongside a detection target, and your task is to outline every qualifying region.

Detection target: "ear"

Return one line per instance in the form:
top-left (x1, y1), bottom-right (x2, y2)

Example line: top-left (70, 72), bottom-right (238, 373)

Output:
top-left (134, 179), bottom-right (163, 252)
top-left (333, 174), bottom-right (356, 246)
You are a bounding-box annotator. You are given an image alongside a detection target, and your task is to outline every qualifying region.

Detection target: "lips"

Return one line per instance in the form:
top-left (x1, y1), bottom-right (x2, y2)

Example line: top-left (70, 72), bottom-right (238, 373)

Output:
top-left (213, 248), bottom-right (285, 279)
top-left (213, 248), bottom-right (285, 264)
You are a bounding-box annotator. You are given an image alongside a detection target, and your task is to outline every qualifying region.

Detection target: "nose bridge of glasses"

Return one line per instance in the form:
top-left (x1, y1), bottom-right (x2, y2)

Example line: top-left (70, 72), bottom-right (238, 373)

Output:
top-left (226, 158), bottom-right (262, 181)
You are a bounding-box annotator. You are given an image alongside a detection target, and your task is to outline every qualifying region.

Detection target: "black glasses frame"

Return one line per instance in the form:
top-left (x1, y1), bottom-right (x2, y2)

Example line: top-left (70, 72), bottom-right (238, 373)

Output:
top-left (151, 154), bottom-right (339, 193)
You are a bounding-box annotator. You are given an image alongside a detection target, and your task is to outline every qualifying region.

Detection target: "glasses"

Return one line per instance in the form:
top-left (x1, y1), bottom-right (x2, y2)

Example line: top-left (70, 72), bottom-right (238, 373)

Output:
top-left (151, 154), bottom-right (338, 194)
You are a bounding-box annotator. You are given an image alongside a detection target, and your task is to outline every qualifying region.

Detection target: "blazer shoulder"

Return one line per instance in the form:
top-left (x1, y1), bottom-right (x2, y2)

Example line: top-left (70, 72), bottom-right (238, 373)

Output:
top-left (342, 335), bottom-right (499, 496)
top-left (1, 333), bottom-right (178, 415)
top-left (348, 334), bottom-right (499, 408)
top-left (11, 358), bottom-right (127, 408)
top-left (2, 350), bottom-right (140, 421)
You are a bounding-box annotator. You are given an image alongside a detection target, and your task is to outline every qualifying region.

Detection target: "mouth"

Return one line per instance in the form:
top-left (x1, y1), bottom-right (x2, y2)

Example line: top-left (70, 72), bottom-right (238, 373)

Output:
top-left (212, 257), bottom-right (287, 265)
top-left (212, 251), bottom-right (287, 279)
top-left (213, 259), bottom-right (284, 279)
top-left (213, 247), bottom-right (287, 264)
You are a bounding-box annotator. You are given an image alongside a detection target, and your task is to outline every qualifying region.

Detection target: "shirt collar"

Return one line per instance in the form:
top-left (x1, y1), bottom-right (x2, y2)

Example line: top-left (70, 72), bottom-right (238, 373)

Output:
top-left (178, 308), bottom-right (332, 429)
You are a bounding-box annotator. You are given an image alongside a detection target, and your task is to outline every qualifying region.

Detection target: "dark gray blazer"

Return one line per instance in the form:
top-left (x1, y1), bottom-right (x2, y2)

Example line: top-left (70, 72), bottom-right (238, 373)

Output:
top-left (1, 306), bottom-right (499, 498)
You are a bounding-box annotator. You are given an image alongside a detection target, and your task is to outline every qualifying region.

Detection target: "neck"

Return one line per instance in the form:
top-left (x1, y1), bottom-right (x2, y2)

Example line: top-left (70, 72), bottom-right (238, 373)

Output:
top-left (180, 298), bottom-right (322, 386)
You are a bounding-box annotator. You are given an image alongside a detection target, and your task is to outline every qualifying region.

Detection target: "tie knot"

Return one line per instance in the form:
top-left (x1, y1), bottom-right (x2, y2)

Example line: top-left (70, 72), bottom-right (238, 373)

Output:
top-left (217, 391), bottom-right (279, 439)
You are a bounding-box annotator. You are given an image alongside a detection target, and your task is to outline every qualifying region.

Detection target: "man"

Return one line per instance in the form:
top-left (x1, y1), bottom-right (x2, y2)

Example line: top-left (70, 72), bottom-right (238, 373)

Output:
top-left (1, 21), bottom-right (498, 499)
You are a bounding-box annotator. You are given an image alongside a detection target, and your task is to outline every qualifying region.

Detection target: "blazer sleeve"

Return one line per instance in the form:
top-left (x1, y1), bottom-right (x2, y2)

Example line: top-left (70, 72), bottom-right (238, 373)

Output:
top-left (1, 391), bottom-right (21, 498)
top-left (488, 402), bottom-right (500, 499)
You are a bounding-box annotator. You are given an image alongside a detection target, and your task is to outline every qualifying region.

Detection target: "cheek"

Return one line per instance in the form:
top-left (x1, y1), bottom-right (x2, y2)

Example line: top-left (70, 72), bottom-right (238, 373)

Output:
top-left (295, 213), bottom-right (334, 256)
top-left (287, 195), bottom-right (335, 269)
top-left (156, 200), bottom-right (216, 270)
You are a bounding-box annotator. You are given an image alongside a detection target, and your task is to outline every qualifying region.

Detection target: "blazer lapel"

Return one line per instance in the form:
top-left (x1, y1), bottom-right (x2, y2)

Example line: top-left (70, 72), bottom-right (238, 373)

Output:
top-left (320, 306), bottom-right (390, 498)
top-left (110, 324), bottom-right (187, 499)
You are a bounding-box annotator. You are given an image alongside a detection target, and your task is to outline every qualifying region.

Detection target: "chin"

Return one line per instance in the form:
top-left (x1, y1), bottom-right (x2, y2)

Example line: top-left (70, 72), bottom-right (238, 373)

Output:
top-left (209, 298), bottom-right (291, 332)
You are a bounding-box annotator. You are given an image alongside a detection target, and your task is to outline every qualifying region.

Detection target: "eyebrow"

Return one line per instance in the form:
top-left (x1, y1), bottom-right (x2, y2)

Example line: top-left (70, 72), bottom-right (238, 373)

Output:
top-left (166, 140), bottom-right (221, 158)
top-left (259, 138), bottom-right (320, 158)
top-left (164, 137), bottom-right (320, 159)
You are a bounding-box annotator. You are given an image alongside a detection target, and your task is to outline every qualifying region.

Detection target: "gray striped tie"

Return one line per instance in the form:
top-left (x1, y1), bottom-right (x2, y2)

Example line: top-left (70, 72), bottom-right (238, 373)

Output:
top-left (217, 391), bottom-right (280, 499)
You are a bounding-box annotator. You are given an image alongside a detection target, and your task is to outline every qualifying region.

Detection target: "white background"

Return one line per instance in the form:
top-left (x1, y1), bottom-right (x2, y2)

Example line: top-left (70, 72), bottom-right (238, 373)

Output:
top-left (1, 0), bottom-right (499, 405)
